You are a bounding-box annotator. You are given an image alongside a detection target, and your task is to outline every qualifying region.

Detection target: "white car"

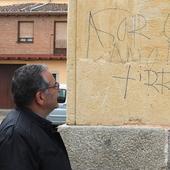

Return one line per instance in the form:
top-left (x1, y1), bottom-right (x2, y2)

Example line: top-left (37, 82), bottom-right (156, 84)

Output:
top-left (47, 84), bottom-right (67, 125)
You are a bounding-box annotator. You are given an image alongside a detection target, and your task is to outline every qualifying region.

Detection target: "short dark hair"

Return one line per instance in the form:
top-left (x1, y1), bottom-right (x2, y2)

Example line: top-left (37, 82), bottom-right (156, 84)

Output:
top-left (11, 64), bottom-right (49, 107)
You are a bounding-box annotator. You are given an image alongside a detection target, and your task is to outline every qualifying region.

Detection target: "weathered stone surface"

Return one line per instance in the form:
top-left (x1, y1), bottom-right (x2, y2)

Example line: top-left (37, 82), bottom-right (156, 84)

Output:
top-left (67, 0), bottom-right (170, 126)
top-left (59, 126), bottom-right (167, 170)
top-left (66, 1), bottom-right (170, 168)
top-left (167, 130), bottom-right (170, 170)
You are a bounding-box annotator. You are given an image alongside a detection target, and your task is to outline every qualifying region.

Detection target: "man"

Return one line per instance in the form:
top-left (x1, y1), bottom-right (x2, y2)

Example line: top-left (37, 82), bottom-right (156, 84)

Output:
top-left (0, 64), bottom-right (72, 170)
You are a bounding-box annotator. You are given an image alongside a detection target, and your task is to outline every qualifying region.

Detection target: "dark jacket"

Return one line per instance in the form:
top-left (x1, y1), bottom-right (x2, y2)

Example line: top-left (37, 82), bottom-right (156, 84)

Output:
top-left (0, 107), bottom-right (72, 170)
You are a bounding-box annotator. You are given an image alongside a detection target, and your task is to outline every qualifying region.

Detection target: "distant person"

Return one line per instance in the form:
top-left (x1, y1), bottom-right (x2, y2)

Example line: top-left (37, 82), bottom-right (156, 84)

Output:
top-left (0, 64), bottom-right (72, 170)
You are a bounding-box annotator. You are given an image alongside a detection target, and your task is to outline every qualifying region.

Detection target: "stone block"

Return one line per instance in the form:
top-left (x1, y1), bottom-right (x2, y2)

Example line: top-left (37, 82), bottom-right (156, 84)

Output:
top-left (59, 126), bottom-right (167, 170)
top-left (67, 0), bottom-right (170, 126)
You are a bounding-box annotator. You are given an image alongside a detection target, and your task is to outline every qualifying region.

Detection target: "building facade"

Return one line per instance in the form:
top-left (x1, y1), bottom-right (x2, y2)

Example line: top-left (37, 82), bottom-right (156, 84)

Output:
top-left (0, 3), bottom-right (67, 108)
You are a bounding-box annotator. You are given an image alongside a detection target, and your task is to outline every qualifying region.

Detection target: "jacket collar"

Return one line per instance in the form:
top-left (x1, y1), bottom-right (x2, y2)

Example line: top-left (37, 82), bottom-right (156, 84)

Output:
top-left (16, 107), bottom-right (57, 133)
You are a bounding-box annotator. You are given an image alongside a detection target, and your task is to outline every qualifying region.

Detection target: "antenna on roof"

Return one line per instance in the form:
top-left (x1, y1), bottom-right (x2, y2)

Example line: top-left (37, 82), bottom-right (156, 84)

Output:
top-left (30, 3), bottom-right (49, 11)
top-left (20, 4), bottom-right (37, 11)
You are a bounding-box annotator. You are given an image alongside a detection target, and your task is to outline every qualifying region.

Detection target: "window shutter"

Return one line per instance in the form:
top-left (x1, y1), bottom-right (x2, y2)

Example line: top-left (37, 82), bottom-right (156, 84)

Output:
top-left (20, 22), bottom-right (33, 38)
top-left (55, 22), bottom-right (67, 48)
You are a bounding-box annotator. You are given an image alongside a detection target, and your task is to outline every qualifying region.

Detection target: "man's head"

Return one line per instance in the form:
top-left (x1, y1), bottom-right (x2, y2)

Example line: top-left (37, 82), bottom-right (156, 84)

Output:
top-left (12, 64), bottom-right (59, 117)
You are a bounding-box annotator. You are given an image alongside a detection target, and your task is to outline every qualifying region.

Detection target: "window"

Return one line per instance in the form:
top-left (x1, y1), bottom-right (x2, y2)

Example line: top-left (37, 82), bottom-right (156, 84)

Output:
top-left (18, 21), bottom-right (34, 43)
top-left (52, 73), bottom-right (59, 82)
top-left (54, 21), bottom-right (67, 55)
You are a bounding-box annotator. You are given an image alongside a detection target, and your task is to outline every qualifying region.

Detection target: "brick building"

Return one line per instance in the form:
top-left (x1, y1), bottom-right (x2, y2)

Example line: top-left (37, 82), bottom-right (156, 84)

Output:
top-left (0, 3), bottom-right (67, 108)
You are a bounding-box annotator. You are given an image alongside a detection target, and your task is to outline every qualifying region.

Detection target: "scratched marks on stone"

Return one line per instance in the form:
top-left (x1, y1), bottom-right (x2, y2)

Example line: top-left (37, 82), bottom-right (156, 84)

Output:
top-left (112, 65), bottom-right (170, 99)
top-left (86, 8), bottom-right (170, 99)
top-left (163, 14), bottom-right (170, 64)
top-left (86, 8), bottom-right (170, 64)
top-left (112, 65), bottom-right (135, 99)
top-left (84, 8), bottom-right (170, 99)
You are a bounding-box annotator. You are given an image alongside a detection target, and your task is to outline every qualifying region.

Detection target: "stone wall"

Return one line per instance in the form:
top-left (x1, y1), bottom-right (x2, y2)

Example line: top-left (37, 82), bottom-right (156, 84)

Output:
top-left (59, 126), bottom-right (168, 170)
top-left (65, 0), bottom-right (170, 169)
top-left (67, 0), bottom-right (170, 126)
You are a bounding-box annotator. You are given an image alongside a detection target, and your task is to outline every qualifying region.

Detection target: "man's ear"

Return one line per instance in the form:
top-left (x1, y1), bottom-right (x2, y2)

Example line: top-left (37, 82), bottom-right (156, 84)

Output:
top-left (35, 91), bottom-right (46, 105)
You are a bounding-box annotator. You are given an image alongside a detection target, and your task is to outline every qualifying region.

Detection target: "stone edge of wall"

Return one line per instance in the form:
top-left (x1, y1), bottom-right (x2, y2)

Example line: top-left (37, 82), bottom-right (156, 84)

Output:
top-left (59, 125), bottom-right (169, 170)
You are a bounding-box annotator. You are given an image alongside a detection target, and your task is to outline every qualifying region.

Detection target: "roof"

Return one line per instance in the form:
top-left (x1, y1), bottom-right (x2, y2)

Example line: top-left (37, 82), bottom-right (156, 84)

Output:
top-left (0, 54), bottom-right (66, 60)
top-left (0, 3), bottom-right (67, 16)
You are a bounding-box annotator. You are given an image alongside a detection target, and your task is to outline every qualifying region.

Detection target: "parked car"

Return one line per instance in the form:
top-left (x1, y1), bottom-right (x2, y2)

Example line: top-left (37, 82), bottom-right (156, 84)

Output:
top-left (47, 84), bottom-right (67, 125)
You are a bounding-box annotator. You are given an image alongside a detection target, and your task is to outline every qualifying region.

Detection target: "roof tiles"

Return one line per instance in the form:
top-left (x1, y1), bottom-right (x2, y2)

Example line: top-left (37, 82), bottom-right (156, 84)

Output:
top-left (0, 3), bottom-right (67, 15)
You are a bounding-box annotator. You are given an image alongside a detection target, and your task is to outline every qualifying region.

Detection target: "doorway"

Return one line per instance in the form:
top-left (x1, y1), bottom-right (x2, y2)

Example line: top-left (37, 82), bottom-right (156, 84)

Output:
top-left (0, 64), bottom-right (25, 109)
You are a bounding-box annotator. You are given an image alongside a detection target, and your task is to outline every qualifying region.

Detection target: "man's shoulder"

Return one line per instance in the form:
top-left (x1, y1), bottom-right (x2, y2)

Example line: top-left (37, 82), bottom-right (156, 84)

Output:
top-left (0, 109), bottom-right (32, 136)
top-left (0, 109), bottom-right (35, 145)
